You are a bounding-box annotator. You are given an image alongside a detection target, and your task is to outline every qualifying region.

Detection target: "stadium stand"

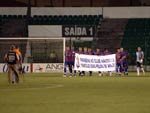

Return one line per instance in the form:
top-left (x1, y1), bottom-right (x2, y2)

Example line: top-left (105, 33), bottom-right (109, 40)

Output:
top-left (0, 0), bottom-right (145, 7)
top-left (1, 0), bottom-right (27, 7)
top-left (0, 15), bottom-right (27, 37)
top-left (0, 15), bottom-right (102, 25)
top-left (0, 14), bottom-right (102, 63)
top-left (122, 18), bottom-right (150, 65)
top-left (0, 14), bottom-right (102, 36)
top-left (30, 15), bottom-right (102, 25)
top-left (108, 0), bottom-right (130, 6)
top-left (96, 18), bottom-right (128, 52)
top-left (1, 14), bottom-right (150, 65)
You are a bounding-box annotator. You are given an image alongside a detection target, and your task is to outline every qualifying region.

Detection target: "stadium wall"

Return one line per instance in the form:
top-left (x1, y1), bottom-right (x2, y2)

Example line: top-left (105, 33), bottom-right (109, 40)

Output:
top-left (33, 63), bottom-right (63, 73)
top-left (28, 25), bottom-right (62, 37)
top-left (103, 7), bottom-right (150, 18)
top-left (1, 7), bottom-right (150, 18)
top-left (31, 7), bottom-right (102, 15)
top-left (0, 7), bottom-right (27, 15)
top-left (0, 63), bottom-right (63, 73)
top-left (0, 63), bottom-right (150, 73)
top-left (0, 63), bottom-right (31, 73)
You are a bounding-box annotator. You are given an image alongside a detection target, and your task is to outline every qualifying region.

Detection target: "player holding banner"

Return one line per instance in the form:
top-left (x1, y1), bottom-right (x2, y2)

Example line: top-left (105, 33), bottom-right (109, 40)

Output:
top-left (104, 48), bottom-right (112, 76)
top-left (95, 48), bottom-right (103, 76)
top-left (136, 47), bottom-right (145, 76)
top-left (81, 47), bottom-right (88, 76)
top-left (87, 47), bottom-right (94, 76)
top-left (78, 47), bottom-right (83, 76)
top-left (116, 48), bottom-right (121, 75)
top-left (71, 47), bottom-right (76, 76)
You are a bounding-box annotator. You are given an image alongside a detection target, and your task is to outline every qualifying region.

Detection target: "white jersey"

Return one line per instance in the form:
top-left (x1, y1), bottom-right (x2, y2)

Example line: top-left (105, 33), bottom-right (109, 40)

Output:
top-left (136, 51), bottom-right (144, 62)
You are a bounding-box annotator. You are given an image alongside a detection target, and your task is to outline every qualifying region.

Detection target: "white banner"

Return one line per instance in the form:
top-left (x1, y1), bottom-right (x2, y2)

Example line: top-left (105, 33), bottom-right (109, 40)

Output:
top-left (33, 63), bottom-right (63, 73)
top-left (0, 63), bottom-right (31, 73)
top-left (74, 53), bottom-right (116, 72)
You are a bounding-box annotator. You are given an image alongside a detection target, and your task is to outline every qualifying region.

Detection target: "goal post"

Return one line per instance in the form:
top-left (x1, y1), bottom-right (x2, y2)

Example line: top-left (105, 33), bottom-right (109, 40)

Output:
top-left (0, 37), bottom-right (65, 73)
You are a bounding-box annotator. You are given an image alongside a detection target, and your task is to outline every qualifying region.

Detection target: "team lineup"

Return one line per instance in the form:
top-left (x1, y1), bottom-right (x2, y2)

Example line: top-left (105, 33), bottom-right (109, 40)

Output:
top-left (3, 45), bottom-right (145, 84)
top-left (64, 46), bottom-right (145, 77)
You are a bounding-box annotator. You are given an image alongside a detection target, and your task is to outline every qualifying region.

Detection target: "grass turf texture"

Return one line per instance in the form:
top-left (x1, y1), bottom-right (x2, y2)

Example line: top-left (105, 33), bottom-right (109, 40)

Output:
top-left (0, 72), bottom-right (150, 113)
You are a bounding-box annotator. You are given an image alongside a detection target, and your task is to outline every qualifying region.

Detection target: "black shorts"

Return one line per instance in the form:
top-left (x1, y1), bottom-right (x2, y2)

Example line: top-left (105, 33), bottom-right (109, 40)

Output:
top-left (136, 62), bottom-right (142, 68)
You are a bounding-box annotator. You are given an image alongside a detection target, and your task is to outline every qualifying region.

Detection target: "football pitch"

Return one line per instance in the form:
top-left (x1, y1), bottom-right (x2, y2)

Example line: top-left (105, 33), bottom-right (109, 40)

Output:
top-left (0, 72), bottom-right (150, 113)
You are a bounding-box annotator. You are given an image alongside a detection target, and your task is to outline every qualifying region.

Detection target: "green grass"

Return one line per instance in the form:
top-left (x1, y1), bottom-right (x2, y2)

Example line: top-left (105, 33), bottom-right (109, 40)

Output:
top-left (0, 72), bottom-right (150, 113)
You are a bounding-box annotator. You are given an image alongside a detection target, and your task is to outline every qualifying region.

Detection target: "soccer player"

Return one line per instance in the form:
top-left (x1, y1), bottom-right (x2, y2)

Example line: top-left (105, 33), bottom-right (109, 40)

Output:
top-left (64, 46), bottom-right (72, 77)
top-left (95, 48), bottom-right (103, 76)
top-left (78, 47), bottom-right (83, 76)
top-left (71, 47), bottom-right (76, 76)
top-left (104, 48), bottom-right (110, 55)
top-left (81, 47), bottom-right (88, 76)
top-left (78, 47), bottom-right (83, 54)
top-left (88, 47), bottom-right (94, 76)
top-left (11, 45), bottom-right (23, 83)
top-left (95, 48), bottom-right (103, 56)
top-left (116, 48), bottom-right (121, 75)
top-left (83, 47), bottom-right (88, 54)
top-left (104, 48), bottom-right (112, 76)
top-left (14, 46), bottom-right (22, 73)
top-left (136, 47), bottom-right (145, 76)
top-left (120, 47), bottom-right (128, 75)
top-left (4, 45), bottom-right (19, 84)
top-left (88, 48), bottom-right (94, 55)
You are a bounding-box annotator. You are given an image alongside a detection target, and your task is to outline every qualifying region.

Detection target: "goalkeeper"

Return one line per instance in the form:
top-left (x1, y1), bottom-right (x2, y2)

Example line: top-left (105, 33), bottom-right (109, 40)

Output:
top-left (136, 47), bottom-right (145, 76)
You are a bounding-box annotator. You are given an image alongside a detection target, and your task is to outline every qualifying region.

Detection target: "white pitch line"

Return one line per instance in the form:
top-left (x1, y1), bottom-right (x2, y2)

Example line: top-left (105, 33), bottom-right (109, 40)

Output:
top-left (1, 84), bottom-right (64, 91)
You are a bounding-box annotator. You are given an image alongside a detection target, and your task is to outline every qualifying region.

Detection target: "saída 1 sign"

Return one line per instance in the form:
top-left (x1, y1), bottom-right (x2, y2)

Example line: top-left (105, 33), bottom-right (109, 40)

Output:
top-left (62, 25), bottom-right (95, 37)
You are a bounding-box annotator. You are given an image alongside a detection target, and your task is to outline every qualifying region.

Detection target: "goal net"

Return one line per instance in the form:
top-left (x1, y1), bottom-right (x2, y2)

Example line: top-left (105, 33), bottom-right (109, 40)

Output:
top-left (0, 38), bottom-right (65, 73)
top-left (0, 38), bottom-right (64, 63)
